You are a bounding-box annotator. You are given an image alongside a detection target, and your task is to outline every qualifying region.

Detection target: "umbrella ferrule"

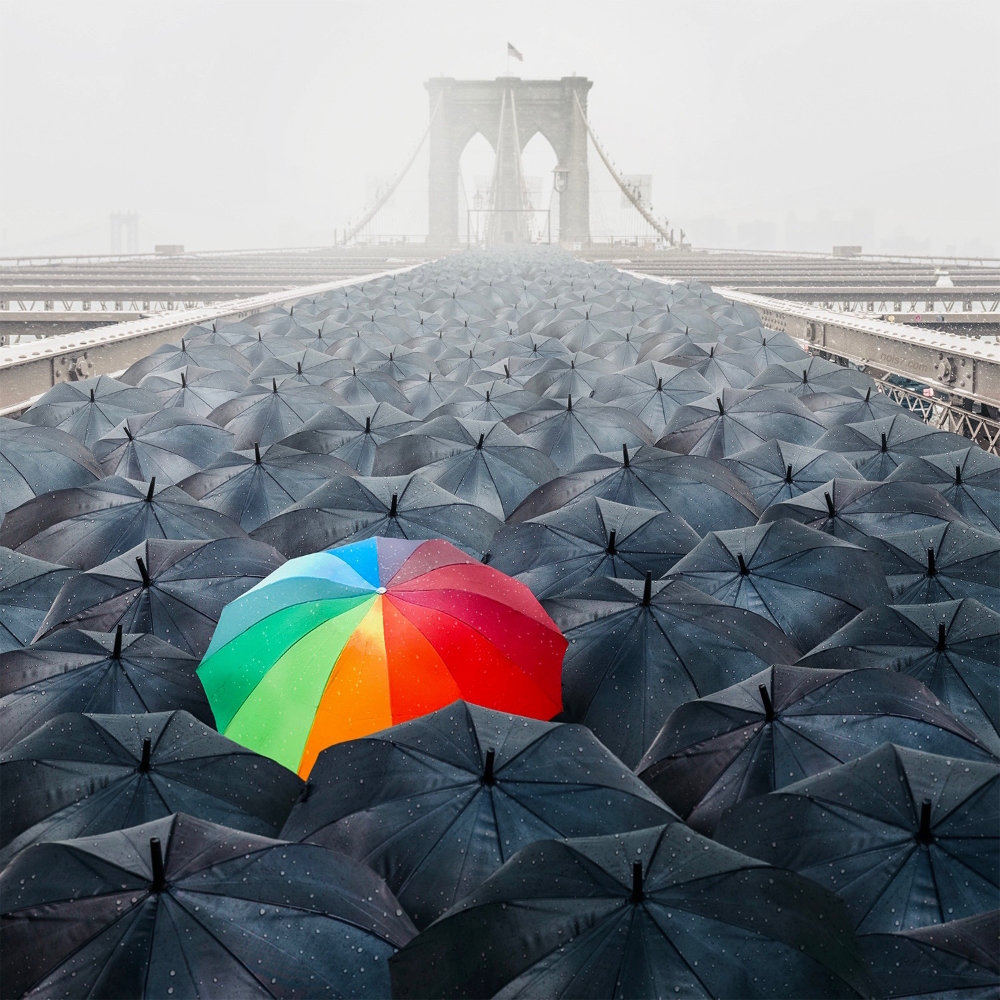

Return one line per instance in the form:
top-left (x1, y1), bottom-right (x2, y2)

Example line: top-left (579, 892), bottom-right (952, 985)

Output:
top-left (272, 378), bottom-right (278, 394)
top-left (482, 748), bottom-right (496, 786)
top-left (139, 738), bottom-right (151, 773)
top-left (149, 837), bottom-right (167, 893)
top-left (737, 553), bottom-right (750, 576)
top-left (936, 623), bottom-right (947, 651)
top-left (880, 433), bottom-right (888, 453)
top-left (824, 492), bottom-right (836, 518)
top-left (504, 365), bottom-right (510, 379)
top-left (254, 443), bottom-right (262, 464)
top-left (954, 465), bottom-right (962, 485)
top-left (124, 426), bottom-right (133, 441)
top-left (630, 862), bottom-right (644, 904)
top-left (656, 378), bottom-right (662, 392)
top-left (802, 370), bottom-right (808, 383)
top-left (926, 548), bottom-right (936, 576)
top-left (567, 395), bottom-right (573, 411)
top-left (785, 465), bottom-right (793, 484)
top-left (476, 433), bottom-right (485, 450)
top-left (641, 571), bottom-right (652, 606)
top-left (112, 624), bottom-right (123, 660)
top-left (297, 362), bottom-right (303, 374)
top-left (180, 372), bottom-right (186, 388)
top-left (146, 478), bottom-right (156, 502)
top-left (389, 493), bottom-right (398, 518)
top-left (90, 388), bottom-right (95, 402)
top-left (136, 557), bottom-right (151, 588)
top-left (485, 390), bottom-right (490, 402)
top-left (758, 684), bottom-right (775, 721)
top-left (865, 387), bottom-right (871, 402)
top-left (607, 530), bottom-right (617, 555)
top-left (716, 397), bottom-right (724, 416)
top-left (916, 800), bottom-right (933, 844)
top-left (365, 416), bottom-right (371, 434)
top-left (622, 444), bottom-right (630, 467)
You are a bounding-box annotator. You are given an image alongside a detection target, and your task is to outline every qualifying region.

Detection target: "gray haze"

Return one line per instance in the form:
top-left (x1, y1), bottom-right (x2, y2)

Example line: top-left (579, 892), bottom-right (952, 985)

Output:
top-left (2, 0), bottom-right (997, 256)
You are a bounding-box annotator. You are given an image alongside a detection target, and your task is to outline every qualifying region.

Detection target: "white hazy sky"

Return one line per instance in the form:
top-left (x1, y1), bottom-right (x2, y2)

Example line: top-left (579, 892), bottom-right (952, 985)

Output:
top-left (1, 0), bottom-right (997, 255)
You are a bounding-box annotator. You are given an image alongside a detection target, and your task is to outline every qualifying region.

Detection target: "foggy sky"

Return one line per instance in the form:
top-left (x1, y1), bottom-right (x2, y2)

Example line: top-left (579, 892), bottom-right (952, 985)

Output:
top-left (1, 0), bottom-right (997, 256)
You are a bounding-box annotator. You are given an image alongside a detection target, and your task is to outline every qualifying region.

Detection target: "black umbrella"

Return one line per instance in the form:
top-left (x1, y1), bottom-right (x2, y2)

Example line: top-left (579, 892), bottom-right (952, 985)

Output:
top-left (715, 744), bottom-right (1000, 933)
top-left (721, 438), bottom-right (865, 508)
top-left (427, 384), bottom-right (553, 422)
top-left (282, 701), bottom-right (675, 929)
top-left (522, 353), bottom-right (618, 400)
top-left (0, 418), bottom-right (102, 517)
top-left (0, 813), bottom-right (416, 999)
top-left (887, 446), bottom-right (1000, 533)
top-left (251, 473), bottom-right (502, 559)
top-left (813, 416), bottom-right (971, 480)
top-left (277, 402), bottom-right (417, 474)
top-left (544, 575), bottom-right (800, 766)
top-left (747, 357), bottom-right (876, 398)
top-left (120, 339), bottom-right (252, 383)
top-left (19, 375), bottom-right (161, 448)
top-left (322, 367), bottom-right (413, 409)
top-left (510, 446), bottom-right (761, 536)
top-left (637, 664), bottom-right (997, 835)
top-left (878, 522), bottom-right (1000, 610)
top-left (0, 629), bottom-right (212, 749)
top-left (402, 373), bottom-right (484, 419)
top-left (798, 599), bottom-right (1000, 746)
top-left (686, 344), bottom-right (760, 390)
top-left (657, 388), bottom-right (827, 457)
top-left (0, 710), bottom-right (304, 865)
top-left (860, 910), bottom-right (1000, 1000)
top-left (722, 329), bottom-right (810, 369)
top-left (91, 408), bottom-right (234, 484)
top-left (665, 519), bottom-right (892, 650)
top-left (505, 396), bottom-right (655, 473)
top-left (371, 416), bottom-right (558, 520)
top-left (137, 364), bottom-right (251, 418)
top-left (0, 547), bottom-right (78, 653)
top-left (488, 496), bottom-right (701, 598)
top-left (0, 475), bottom-right (245, 570)
top-left (389, 823), bottom-right (870, 1000)
top-left (208, 379), bottom-right (338, 449)
top-left (803, 386), bottom-right (913, 427)
top-left (179, 444), bottom-right (355, 532)
top-left (35, 536), bottom-right (285, 656)
top-left (248, 347), bottom-right (346, 385)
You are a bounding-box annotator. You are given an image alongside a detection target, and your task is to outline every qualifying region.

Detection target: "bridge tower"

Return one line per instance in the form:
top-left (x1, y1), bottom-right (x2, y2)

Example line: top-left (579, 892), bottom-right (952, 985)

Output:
top-left (425, 76), bottom-right (593, 248)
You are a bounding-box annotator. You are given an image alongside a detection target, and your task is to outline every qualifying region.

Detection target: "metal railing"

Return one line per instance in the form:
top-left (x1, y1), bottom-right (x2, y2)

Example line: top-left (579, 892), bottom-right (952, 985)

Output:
top-left (875, 381), bottom-right (1000, 454)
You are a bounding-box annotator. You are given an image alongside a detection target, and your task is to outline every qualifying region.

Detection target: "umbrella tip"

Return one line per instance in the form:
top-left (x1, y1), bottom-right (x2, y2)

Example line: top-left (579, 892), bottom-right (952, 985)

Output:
top-left (737, 553), bottom-right (750, 576)
top-left (567, 394), bottom-right (573, 411)
top-left (482, 748), bottom-right (496, 786)
top-left (927, 547), bottom-right (937, 577)
top-left (865, 387), bottom-right (871, 402)
top-left (641, 571), bottom-right (652, 606)
top-left (785, 464), bottom-right (793, 484)
top-left (824, 492), bottom-right (836, 519)
top-left (146, 477), bottom-right (156, 502)
top-left (272, 378), bottom-right (278, 393)
top-left (630, 861), bottom-right (643, 904)
top-left (916, 800), bottom-right (933, 844)
top-left (136, 556), bottom-right (151, 588)
top-left (937, 622), bottom-right (947, 651)
top-left (622, 443), bottom-right (630, 467)
top-left (881, 433), bottom-right (888, 453)
top-left (181, 339), bottom-right (186, 352)
top-left (90, 387), bottom-right (95, 402)
top-left (149, 837), bottom-right (167, 893)
top-left (180, 372), bottom-right (186, 388)
top-left (481, 551), bottom-right (491, 565)
top-left (607, 529), bottom-right (617, 555)
top-left (758, 683), bottom-right (775, 721)
top-left (389, 493), bottom-right (398, 518)
top-left (955, 465), bottom-right (962, 485)
top-left (656, 377), bottom-right (662, 392)
top-left (365, 416), bottom-right (371, 433)
top-left (477, 432), bottom-right (485, 450)
top-left (429, 372), bottom-right (433, 382)
top-left (112, 624), bottom-right (123, 660)
top-left (254, 442), bottom-right (261, 464)
top-left (139, 737), bottom-right (151, 773)
top-left (486, 390), bottom-right (490, 402)
top-left (716, 397), bottom-right (724, 416)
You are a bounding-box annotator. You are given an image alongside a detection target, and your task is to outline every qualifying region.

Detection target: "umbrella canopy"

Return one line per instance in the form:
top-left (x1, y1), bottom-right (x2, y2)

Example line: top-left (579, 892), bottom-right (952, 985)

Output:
top-left (637, 664), bottom-right (997, 835)
top-left (250, 473), bottom-right (501, 559)
top-left (322, 369), bottom-right (414, 410)
top-left (860, 910), bottom-right (1000, 1000)
top-left (120, 339), bottom-right (251, 383)
top-left (887, 446), bottom-right (1000, 533)
top-left (878, 522), bottom-right (1000, 610)
top-left (488, 496), bottom-right (701, 598)
top-left (427, 384), bottom-right (552, 422)
top-left (798, 599), bottom-right (1000, 746)
top-left (91, 408), bottom-right (234, 484)
top-left (277, 402), bottom-right (416, 474)
top-left (715, 744), bottom-right (1000, 933)
top-left (510, 446), bottom-right (761, 535)
top-left (389, 824), bottom-right (870, 1000)
top-left (544, 575), bottom-right (800, 766)
top-left (402, 374), bottom-right (484, 419)
top-left (0, 418), bottom-right (102, 517)
top-left (178, 445), bottom-right (355, 532)
top-left (722, 439), bottom-right (865, 508)
top-left (657, 388), bottom-right (826, 458)
top-left (0, 710), bottom-right (304, 864)
top-left (282, 701), bottom-right (674, 928)
top-left (505, 396), bottom-right (655, 473)
top-left (0, 475), bottom-right (245, 570)
top-left (747, 357), bottom-right (876, 398)
top-left (35, 536), bottom-right (285, 656)
top-left (0, 547), bottom-right (78, 653)
top-left (0, 629), bottom-right (212, 749)
top-left (198, 538), bottom-right (567, 777)
top-left (19, 376), bottom-right (161, 448)
top-left (803, 386), bottom-right (914, 427)
top-left (686, 345), bottom-right (760, 390)
top-left (813, 416), bottom-right (971, 480)
top-left (665, 520), bottom-right (891, 650)
top-left (208, 379), bottom-right (337, 449)
top-left (371, 416), bottom-right (558, 520)
top-left (522, 354), bottom-right (618, 400)
top-left (0, 813), bottom-right (416, 1000)
top-left (137, 364), bottom-right (250, 417)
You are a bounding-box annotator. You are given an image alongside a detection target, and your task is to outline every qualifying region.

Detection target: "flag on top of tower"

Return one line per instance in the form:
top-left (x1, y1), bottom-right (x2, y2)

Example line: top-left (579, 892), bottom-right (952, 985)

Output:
top-left (508, 42), bottom-right (523, 61)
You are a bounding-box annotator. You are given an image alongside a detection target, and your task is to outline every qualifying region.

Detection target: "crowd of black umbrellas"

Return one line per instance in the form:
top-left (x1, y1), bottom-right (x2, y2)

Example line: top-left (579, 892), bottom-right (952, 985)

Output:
top-left (1, 247), bottom-right (998, 999)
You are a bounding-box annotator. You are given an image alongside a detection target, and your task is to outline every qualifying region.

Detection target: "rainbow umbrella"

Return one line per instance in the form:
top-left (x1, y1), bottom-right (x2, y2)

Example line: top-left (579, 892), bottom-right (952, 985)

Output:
top-left (198, 537), bottom-right (566, 777)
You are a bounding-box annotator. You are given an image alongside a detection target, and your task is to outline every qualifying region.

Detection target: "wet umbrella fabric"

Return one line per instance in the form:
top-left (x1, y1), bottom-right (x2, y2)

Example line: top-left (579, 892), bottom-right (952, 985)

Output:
top-left (281, 701), bottom-right (674, 928)
top-left (877, 522), bottom-right (1000, 609)
top-left (636, 664), bottom-right (997, 836)
top-left (0, 813), bottom-right (416, 1000)
top-left (120, 340), bottom-right (251, 384)
top-left (389, 824), bottom-right (871, 1000)
top-left (714, 744), bottom-right (1000, 933)
top-left (19, 376), bottom-right (161, 448)
top-left (322, 368), bottom-right (413, 410)
top-left (509, 447), bottom-right (761, 536)
top-left (35, 536), bottom-right (285, 656)
top-left (887, 446), bottom-right (1000, 533)
top-left (657, 388), bottom-right (826, 458)
top-left (665, 519), bottom-right (891, 651)
top-left (721, 438), bottom-right (865, 508)
top-left (859, 910), bottom-right (1000, 1000)
top-left (747, 357), bottom-right (876, 398)
top-left (488, 496), bottom-right (701, 598)
top-left (250, 473), bottom-right (501, 560)
top-left (208, 380), bottom-right (337, 449)
top-left (91, 408), bottom-right (234, 485)
top-left (0, 710), bottom-right (304, 865)
top-left (198, 539), bottom-right (567, 777)
top-left (504, 396), bottom-right (655, 473)
top-left (137, 365), bottom-right (250, 418)
top-left (544, 575), bottom-right (800, 767)
top-left (0, 547), bottom-right (78, 653)
top-left (797, 599), bottom-right (1000, 746)
top-left (178, 445), bottom-right (355, 532)
top-left (803, 386), bottom-right (913, 428)
top-left (0, 629), bottom-right (212, 749)
top-left (0, 475), bottom-right (245, 570)
top-left (0, 418), bottom-right (102, 517)
top-left (371, 416), bottom-right (558, 520)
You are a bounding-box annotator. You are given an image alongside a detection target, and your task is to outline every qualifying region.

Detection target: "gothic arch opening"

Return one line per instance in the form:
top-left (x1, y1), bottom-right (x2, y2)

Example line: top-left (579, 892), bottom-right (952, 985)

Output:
top-left (521, 131), bottom-right (560, 242)
top-left (458, 132), bottom-right (496, 246)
